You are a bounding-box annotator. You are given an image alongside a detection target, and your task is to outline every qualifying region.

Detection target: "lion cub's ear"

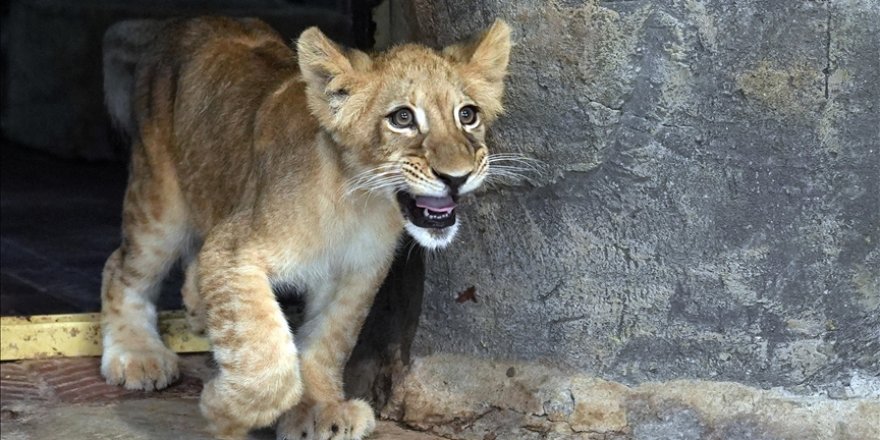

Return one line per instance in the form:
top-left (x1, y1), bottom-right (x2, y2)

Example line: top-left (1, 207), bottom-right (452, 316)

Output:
top-left (297, 28), bottom-right (371, 126)
top-left (443, 19), bottom-right (511, 83)
top-left (444, 19), bottom-right (512, 121)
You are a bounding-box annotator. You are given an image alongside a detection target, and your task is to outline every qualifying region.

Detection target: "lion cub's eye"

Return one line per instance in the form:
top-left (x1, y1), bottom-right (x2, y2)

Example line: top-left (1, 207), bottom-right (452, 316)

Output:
top-left (459, 105), bottom-right (479, 126)
top-left (389, 107), bottom-right (416, 129)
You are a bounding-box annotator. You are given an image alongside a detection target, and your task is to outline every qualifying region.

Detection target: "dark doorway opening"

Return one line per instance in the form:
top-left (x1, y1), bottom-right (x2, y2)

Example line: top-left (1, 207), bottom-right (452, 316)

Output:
top-left (0, 0), bottom-right (380, 316)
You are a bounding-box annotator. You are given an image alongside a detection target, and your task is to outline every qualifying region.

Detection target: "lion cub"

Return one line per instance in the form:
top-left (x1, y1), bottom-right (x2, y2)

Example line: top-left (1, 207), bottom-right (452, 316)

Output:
top-left (99, 16), bottom-right (510, 440)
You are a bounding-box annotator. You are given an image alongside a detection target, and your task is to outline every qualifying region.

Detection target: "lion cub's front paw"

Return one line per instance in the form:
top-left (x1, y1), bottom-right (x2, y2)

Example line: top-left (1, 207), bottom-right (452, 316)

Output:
top-left (101, 343), bottom-right (179, 391)
top-left (201, 363), bottom-right (303, 440)
top-left (276, 399), bottom-right (376, 440)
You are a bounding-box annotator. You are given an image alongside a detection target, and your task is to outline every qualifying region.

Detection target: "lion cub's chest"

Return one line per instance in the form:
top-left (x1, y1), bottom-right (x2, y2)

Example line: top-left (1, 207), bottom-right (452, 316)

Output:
top-left (325, 204), bottom-right (400, 269)
top-left (275, 196), bottom-right (401, 291)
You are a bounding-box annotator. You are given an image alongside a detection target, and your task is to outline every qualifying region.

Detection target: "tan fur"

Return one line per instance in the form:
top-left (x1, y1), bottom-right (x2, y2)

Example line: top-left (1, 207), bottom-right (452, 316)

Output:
top-left (99, 17), bottom-right (511, 440)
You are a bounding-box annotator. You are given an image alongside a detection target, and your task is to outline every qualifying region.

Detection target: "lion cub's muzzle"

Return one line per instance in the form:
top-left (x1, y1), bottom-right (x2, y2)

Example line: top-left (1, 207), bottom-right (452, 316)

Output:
top-left (396, 192), bottom-right (457, 228)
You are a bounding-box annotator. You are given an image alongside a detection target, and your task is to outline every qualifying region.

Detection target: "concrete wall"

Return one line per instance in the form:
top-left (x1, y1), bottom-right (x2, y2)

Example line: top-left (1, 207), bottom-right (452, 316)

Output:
top-left (381, 1), bottom-right (880, 438)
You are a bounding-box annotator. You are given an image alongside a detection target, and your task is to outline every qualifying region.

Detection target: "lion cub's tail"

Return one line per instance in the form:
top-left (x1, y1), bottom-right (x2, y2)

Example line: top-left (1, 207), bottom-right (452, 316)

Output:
top-left (102, 19), bottom-right (165, 137)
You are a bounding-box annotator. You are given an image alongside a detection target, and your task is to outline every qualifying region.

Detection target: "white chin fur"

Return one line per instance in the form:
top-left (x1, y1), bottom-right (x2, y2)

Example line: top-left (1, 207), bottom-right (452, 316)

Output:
top-left (405, 221), bottom-right (460, 250)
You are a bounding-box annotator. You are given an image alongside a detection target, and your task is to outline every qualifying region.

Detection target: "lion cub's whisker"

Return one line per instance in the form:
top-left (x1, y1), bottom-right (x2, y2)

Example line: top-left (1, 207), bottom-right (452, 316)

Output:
top-left (340, 165), bottom-right (402, 199)
top-left (342, 174), bottom-right (405, 199)
top-left (487, 154), bottom-right (545, 171)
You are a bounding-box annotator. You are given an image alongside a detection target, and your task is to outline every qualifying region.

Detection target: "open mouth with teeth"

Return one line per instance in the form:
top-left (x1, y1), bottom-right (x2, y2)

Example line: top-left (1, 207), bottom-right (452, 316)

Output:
top-left (396, 192), bottom-right (457, 229)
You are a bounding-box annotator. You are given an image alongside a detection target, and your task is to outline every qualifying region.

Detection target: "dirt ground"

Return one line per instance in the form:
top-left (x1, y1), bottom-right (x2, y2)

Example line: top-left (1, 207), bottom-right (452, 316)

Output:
top-left (0, 354), bottom-right (440, 440)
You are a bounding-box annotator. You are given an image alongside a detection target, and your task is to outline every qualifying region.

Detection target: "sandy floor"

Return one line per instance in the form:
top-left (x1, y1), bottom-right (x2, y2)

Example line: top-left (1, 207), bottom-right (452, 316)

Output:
top-left (0, 354), bottom-right (440, 440)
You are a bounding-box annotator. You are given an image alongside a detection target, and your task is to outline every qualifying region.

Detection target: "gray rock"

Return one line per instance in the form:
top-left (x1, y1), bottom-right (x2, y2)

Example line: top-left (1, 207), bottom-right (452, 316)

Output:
top-left (384, 355), bottom-right (880, 439)
top-left (631, 407), bottom-right (704, 440)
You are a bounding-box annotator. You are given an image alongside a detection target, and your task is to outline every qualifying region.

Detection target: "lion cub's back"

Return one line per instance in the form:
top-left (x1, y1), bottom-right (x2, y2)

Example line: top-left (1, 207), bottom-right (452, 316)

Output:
top-left (135, 17), bottom-right (305, 229)
top-left (160, 16), bottom-right (300, 152)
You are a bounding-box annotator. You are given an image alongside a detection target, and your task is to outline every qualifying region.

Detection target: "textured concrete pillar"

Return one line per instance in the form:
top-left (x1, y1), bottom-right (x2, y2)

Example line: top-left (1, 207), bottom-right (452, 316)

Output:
top-left (383, 1), bottom-right (880, 438)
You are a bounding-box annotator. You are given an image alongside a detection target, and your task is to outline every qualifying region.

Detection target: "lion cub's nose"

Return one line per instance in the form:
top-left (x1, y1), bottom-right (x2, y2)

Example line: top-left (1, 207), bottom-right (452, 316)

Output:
top-left (432, 169), bottom-right (471, 194)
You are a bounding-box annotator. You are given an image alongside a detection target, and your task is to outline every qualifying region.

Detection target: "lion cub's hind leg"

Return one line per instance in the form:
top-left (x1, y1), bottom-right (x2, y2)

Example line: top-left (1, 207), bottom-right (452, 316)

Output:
top-left (100, 141), bottom-right (188, 391)
top-left (181, 259), bottom-right (206, 335)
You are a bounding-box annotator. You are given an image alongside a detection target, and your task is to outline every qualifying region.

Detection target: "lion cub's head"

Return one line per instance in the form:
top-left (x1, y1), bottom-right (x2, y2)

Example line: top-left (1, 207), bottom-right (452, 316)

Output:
top-left (297, 20), bottom-right (511, 249)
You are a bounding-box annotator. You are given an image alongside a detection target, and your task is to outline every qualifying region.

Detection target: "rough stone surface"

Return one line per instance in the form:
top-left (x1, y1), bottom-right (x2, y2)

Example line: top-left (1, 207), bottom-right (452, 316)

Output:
top-left (384, 355), bottom-right (880, 440)
top-left (402, 0), bottom-right (879, 391)
top-left (378, 0), bottom-right (880, 437)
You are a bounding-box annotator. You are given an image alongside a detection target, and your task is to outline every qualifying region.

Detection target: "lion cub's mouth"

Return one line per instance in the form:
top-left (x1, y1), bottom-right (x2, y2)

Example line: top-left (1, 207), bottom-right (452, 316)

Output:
top-left (396, 192), bottom-right (457, 229)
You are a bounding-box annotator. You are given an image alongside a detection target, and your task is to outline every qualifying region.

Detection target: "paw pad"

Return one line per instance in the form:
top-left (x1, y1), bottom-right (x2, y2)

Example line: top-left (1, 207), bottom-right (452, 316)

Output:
top-left (277, 399), bottom-right (376, 440)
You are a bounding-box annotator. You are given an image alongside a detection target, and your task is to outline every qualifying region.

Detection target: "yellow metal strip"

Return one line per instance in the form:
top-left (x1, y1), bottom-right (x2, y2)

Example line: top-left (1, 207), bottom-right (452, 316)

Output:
top-left (0, 311), bottom-right (209, 361)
